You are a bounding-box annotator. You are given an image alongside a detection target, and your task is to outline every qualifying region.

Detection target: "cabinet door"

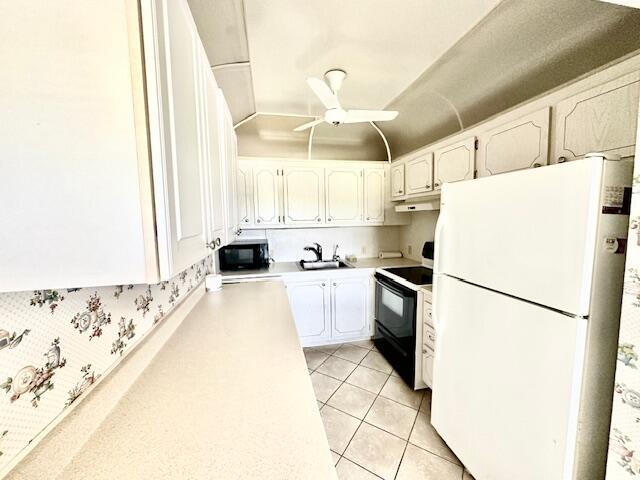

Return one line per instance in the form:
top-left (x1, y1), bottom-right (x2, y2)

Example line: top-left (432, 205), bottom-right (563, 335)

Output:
top-left (391, 163), bottom-right (405, 198)
top-left (433, 137), bottom-right (476, 190)
top-left (286, 280), bottom-right (330, 345)
top-left (331, 277), bottom-right (370, 340)
top-left (325, 167), bottom-right (363, 225)
top-left (405, 152), bottom-right (434, 195)
top-left (0, 0), bottom-right (156, 291)
top-left (364, 168), bottom-right (385, 224)
top-left (253, 166), bottom-right (281, 226)
top-left (201, 53), bottom-right (225, 251)
top-left (554, 71), bottom-right (639, 161)
top-left (422, 345), bottom-right (434, 388)
top-left (154, 0), bottom-right (209, 278)
top-left (219, 96), bottom-right (239, 244)
top-left (237, 162), bottom-right (254, 227)
top-left (477, 107), bottom-right (550, 177)
top-left (283, 166), bottom-right (325, 225)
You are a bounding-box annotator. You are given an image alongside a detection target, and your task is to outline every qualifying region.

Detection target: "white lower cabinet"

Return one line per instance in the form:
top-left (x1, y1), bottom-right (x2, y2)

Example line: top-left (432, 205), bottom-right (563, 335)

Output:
top-left (286, 271), bottom-right (373, 347)
top-left (331, 277), bottom-right (371, 340)
top-left (286, 279), bottom-right (331, 343)
top-left (422, 300), bottom-right (435, 388)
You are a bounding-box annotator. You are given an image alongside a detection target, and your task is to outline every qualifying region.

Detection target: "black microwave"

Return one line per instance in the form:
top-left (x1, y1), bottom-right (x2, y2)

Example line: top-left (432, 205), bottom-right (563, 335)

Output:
top-left (219, 239), bottom-right (269, 271)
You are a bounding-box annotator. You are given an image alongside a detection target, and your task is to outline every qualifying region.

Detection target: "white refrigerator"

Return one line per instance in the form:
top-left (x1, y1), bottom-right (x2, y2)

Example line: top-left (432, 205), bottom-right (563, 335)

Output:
top-left (431, 155), bottom-right (632, 480)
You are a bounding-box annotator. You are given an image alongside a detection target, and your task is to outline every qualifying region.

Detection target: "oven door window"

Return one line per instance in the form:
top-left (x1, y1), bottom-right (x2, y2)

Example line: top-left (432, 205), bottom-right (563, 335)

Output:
top-left (376, 280), bottom-right (415, 339)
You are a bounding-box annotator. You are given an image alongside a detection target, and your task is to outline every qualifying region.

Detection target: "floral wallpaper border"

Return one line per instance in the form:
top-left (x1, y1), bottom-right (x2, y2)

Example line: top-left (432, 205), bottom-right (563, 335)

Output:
top-left (0, 255), bottom-right (213, 473)
top-left (607, 144), bottom-right (640, 477)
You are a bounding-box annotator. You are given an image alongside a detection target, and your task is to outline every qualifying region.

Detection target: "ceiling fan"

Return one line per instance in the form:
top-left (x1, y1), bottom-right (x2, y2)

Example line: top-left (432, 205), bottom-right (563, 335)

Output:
top-left (293, 69), bottom-right (399, 132)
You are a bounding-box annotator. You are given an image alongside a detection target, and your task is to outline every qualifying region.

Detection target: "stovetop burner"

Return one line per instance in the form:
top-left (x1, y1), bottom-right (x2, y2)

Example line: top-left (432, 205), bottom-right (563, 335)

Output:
top-left (383, 266), bottom-right (433, 285)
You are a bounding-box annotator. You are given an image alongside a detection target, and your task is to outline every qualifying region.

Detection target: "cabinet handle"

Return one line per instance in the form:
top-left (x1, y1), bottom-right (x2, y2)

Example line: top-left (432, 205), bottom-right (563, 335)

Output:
top-left (244, 218), bottom-right (249, 223)
top-left (317, 218), bottom-right (321, 222)
top-left (257, 219), bottom-right (261, 223)
top-left (206, 241), bottom-right (215, 250)
top-left (366, 216), bottom-right (370, 220)
top-left (328, 217), bottom-right (332, 222)
top-left (333, 283), bottom-right (336, 286)
top-left (215, 237), bottom-right (221, 246)
top-left (434, 182), bottom-right (440, 188)
top-left (322, 283), bottom-right (325, 286)
top-left (532, 163), bottom-right (541, 168)
top-left (408, 206), bottom-right (416, 210)
top-left (426, 185), bottom-right (431, 189)
top-left (558, 156), bottom-right (567, 163)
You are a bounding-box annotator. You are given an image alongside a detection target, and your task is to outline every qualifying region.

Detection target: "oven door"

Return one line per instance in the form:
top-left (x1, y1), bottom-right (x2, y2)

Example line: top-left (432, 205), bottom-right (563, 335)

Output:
top-left (374, 273), bottom-right (417, 386)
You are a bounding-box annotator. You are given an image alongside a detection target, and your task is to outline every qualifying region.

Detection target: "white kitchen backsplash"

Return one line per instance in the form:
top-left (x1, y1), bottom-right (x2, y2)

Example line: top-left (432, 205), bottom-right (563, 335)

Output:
top-left (399, 210), bottom-right (439, 261)
top-left (240, 226), bottom-right (402, 262)
top-left (0, 256), bottom-right (213, 474)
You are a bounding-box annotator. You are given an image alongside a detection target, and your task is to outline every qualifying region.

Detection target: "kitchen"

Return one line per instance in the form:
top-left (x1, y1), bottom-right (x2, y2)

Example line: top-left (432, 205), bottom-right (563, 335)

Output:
top-left (1, 1), bottom-right (640, 479)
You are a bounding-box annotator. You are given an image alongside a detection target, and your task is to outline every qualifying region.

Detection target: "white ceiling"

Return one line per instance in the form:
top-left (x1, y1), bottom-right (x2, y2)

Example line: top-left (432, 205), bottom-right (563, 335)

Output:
top-left (243, 0), bottom-right (503, 116)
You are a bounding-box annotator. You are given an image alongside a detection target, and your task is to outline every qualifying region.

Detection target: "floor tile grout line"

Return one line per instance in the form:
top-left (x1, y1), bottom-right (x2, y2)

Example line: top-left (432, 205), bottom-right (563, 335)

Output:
top-left (393, 402), bottom-right (421, 479)
top-left (312, 341), bottom-right (464, 478)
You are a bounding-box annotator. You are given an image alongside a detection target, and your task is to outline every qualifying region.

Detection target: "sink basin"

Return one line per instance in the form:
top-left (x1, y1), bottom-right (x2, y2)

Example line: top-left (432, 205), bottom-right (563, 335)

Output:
top-left (299, 260), bottom-right (353, 270)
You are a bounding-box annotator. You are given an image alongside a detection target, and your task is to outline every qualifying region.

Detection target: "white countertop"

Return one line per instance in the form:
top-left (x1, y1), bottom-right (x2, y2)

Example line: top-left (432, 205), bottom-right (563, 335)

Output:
top-left (221, 257), bottom-right (421, 281)
top-left (49, 282), bottom-right (337, 480)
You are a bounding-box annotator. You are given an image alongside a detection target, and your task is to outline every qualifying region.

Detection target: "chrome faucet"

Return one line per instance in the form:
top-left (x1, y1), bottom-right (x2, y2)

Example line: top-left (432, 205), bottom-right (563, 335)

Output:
top-left (304, 242), bottom-right (323, 261)
top-left (332, 244), bottom-right (340, 261)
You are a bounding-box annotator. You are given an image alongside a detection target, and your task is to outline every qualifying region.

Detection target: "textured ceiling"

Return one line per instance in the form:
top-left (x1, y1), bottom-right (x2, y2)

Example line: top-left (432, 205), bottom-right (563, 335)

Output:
top-left (243, 0), bottom-right (503, 115)
top-left (189, 0), bottom-right (640, 160)
top-left (383, 0), bottom-right (640, 156)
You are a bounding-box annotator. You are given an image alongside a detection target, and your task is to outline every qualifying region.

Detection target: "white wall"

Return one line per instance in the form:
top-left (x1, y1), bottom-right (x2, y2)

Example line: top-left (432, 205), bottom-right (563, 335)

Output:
top-left (240, 226), bottom-right (402, 262)
top-left (398, 211), bottom-right (439, 261)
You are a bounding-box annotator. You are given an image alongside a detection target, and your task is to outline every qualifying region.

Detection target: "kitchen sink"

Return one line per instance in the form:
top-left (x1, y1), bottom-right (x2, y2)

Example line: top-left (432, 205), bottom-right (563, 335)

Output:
top-left (299, 260), bottom-right (353, 270)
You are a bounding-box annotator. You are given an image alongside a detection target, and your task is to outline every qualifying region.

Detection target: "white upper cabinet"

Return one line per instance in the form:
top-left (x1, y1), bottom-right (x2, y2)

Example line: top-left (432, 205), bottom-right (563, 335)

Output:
top-left (330, 277), bottom-right (371, 340)
top-left (150, 0), bottom-right (209, 278)
top-left (391, 162), bottom-right (405, 198)
top-left (325, 167), bottom-right (363, 225)
top-left (0, 0), bottom-right (156, 292)
top-left (283, 166), bottom-right (325, 225)
top-left (219, 94), bottom-right (239, 244)
top-left (477, 107), bottom-right (550, 177)
top-left (363, 168), bottom-right (385, 224)
top-left (201, 50), bottom-right (225, 251)
top-left (554, 71), bottom-right (640, 161)
top-left (237, 162), bottom-right (254, 227)
top-left (253, 165), bottom-right (281, 226)
top-left (405, 152), bottom-right (434, 195)
top-left (433, 137), bottom-right (476, 190)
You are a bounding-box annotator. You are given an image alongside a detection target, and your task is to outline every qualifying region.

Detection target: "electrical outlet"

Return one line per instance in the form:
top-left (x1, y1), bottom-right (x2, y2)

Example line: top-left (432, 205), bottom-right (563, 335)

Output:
top-left (407, 245), bottom-right (413, 255)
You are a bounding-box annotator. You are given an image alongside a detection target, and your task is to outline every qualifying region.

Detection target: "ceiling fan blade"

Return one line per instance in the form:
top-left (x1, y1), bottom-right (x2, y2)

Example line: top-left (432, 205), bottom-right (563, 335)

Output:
top-left (307, 77), bottom-right (341, 110)
top-left (293, 118), bottom-right (324, 132)
top-left (343, 109), bottom-right (399, 123)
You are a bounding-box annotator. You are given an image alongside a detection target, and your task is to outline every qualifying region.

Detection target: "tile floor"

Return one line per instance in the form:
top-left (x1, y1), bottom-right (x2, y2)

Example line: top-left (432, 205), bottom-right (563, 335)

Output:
top-left (304, 340), bottom-right (475, 480)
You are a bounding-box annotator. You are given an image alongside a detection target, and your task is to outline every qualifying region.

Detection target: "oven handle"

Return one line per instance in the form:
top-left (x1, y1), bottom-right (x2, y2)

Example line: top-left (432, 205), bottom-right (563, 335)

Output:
top-left (375, 274), bottom-right (415, 298)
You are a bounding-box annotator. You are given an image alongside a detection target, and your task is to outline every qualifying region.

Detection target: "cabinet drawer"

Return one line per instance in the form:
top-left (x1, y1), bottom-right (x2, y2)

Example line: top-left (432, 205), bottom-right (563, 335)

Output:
top-left (423, 303), bottom-right (433, 327)
top-left (423, 323), bottom-right (436, 349)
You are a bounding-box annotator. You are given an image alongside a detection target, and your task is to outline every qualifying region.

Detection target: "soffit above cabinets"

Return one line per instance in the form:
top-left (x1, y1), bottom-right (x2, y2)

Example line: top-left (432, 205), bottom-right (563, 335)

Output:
top-left (236, 114), bottom-right (387, 161)
top-left (382, 0), bottom-right (640, 156)
top-left (243, 0), bottom-right (503, 115)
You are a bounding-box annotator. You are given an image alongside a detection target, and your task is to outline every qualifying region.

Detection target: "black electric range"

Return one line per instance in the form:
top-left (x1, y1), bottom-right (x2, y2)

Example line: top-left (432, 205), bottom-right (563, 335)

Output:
top-left (381, 266), bottom-right (433, 286)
